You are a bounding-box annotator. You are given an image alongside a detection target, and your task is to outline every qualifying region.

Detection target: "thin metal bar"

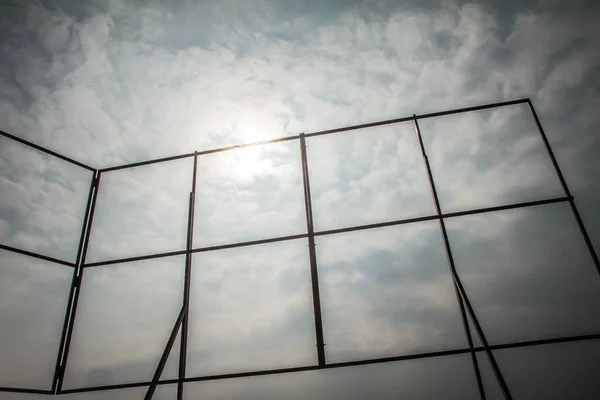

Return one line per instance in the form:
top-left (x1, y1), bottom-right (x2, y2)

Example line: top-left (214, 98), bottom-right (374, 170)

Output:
top-left (0, 387), bottom-right (53, 394)
top-left (305, 116), bottom-right (415, 138)
top-left (101, 135), bottom-right (300, 172)
top-left (178, 153), bottom-right (198, 400)
top-left (56, 171), bottom-right (102, 394)
top-left (84, 249), bottom-right (188, 268)
top-left (54, 332), bottom-right (600, 393)
top-left (304, 98), bottom-right (529, 139)
top-left (57, 379), bottom-right (179, 394)
top-left (315, 214), bottom-right (440, 236)
top-left (0, 243), bottom-right (75, 267)
top-left (187, 348), bottom-right (473, 383)
top-left (195, 135), bottom-right (300, 156)
top-left (0, 129), bottom-right (95, 171)
top-left (315, 197), bottom-right (570, 237)
top-left (527, 99), bottom-right (600, 275)
top-left (145, 305), bottom-right (186, 400)
top-left (489, 332), bottom-right (600, 351)
top-left (456, 287), bottom-right (487, 400)
top-left (299, 133), bottom-right (326, 366)
top-left (85, 234), bottom-right (309, 268)
top-left (442, 197), bottom-right (571, 219)
top-left (100, 99), bottom-right (528, 173)
top-left (82, 197), bottom-right (570, 269)
top-left (413, 117), bottom-right (513, 400)
top-left (52, 172), bottom-right (97, 393)
top-left (190, 233), bottom-right (309, 254)
top-left (100, 152), bottom-right (196, 172)
top-left (81, 197), bottom-right (569, 270)
top-left (415, 98), bottom-right (529, 120)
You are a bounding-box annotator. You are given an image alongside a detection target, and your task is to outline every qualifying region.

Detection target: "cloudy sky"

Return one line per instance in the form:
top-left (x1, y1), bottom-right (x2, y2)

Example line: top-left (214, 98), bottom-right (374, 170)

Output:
top-left (1, 0), bottom-right (600, 399)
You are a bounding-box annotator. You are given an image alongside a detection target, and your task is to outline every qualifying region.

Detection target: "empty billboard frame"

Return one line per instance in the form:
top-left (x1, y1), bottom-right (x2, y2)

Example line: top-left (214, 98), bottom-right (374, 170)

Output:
top-left (0, 98), bottom-right (599, 400)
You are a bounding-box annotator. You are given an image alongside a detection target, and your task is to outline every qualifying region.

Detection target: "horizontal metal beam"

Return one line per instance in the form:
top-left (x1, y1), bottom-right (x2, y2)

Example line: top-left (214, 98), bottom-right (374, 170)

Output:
top-left (0, 129), bottom-right (95, 172)
top-left (0, 243), bottom-right (76, 267)
top-left (314, 214), bottom-right (440, 237)
top-left (55, 332), bottom-right (600, 394)
top-left (315, 196), bottom-right (570, 237)
top-left (83, 234), bottom-right (310, 268)
top-left (100, 135), bottom-right (301, 172)
top-left (304, 115), bottom-right (415, 138)
top-left (81, 197), bottom-right (570, 269)
top-left (415, 98), bottom-right (529, 120)
top-left (189, 233), bottom-right (309, 254)
top-left (302, 99), bottom-right (530, 138)
top-left (84, 249), bottom-right (188, 268)
top-left (98, 98), bottom-right (530, 172)
top-left (490, 332), bottom-right (600, 351)
top-left (194, 135), bottom-right (300, 156)
top-left (0, 387), bottom-right (53, 394)
top-left (57, 379), bottom-right (179, 394)
top-left (100, 152), bottom-right (197, 173)
top-left (1, 98), bottom-right (531, 175)
top-left (442, 196), bottom-right (571, 219)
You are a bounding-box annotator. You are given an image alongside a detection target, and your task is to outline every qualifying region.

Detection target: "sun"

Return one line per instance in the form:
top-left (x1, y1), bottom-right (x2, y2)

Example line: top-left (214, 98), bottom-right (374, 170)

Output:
top-left (236, 112), bottom-right (285, 143)
top-left (224, 145), bottom-right (273, 182)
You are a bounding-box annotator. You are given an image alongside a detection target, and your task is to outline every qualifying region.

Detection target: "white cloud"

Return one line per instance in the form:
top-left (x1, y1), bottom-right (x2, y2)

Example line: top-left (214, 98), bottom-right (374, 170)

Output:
top-left (1, 0), bottom-right (600, 394)
top-left (0, 250), bottom-right (72, 389)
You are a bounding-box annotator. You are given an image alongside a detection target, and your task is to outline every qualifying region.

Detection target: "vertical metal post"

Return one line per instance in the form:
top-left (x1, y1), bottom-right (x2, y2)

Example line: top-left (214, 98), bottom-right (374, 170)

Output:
top-left (527, 100), bottom-right (600, 275)
top-left (413, 117), bottom-right (513, 400)
top-left (53, 170), bottom-right (102, 393)
top-left (299, 134), bottom-right (327, 366)
top-left (178, 153), bottom-right (198, 400)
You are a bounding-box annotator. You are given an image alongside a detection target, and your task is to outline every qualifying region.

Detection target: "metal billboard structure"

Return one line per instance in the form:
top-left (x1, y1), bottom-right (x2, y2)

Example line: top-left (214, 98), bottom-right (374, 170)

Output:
top-left (1, 98), bottom-right (599, 399)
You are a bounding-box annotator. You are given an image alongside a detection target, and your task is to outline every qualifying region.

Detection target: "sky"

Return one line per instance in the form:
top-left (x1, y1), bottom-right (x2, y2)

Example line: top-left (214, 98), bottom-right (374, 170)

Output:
top-left (1, 0), bottom-right (600, 399)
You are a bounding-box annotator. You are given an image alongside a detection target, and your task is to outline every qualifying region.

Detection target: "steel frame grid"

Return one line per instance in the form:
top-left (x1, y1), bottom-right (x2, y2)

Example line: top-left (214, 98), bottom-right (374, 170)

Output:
top-left (0, 98), bottom-right (599, 399)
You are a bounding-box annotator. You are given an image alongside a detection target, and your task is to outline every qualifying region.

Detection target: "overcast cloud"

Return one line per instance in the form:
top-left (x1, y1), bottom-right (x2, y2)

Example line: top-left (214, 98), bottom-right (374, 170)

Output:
top-left (1, 0), bottom-right (600, 399)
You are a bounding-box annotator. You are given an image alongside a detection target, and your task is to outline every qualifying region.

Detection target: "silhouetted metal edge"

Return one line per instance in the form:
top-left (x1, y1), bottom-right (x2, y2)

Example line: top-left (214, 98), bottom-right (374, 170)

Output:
top-left (0, 243), bottom-right (75, 267)
top-left (53, 333), bottom-right (600, 394)
top-left (0, 387), bottom-right (53, 394)
top-left (83, 235), bottom-right (310, 268)
top-left (299, 133), bottom-right (327, 366)
top-left (304, 98), bottom-right (530, 138)
top-left (416, 98), bottom-right (529, 120)
top-left (0, 129), bottom-right (95, 171)
top-left (84, 249), bottom-right (189, 268)
top-left (177, 153), bottom-right (198, 400)
top-left (80, 197), bottom-right (570, 269)
top-left (99, 152), bottom-right (197, 172)
top-left (52, 173), bottom-right (98, 393)
top-left (98, 98), bottom-right (529, 172)
top-left (315, 196), bottom-right (571, 236)
top-left (99, 135), bottom-right (301, 172)
top-left (54, 172), bottom-right (102, 393)
top-left (489, 333), bottom-right (600, 351)
top-left (189, 233), bottom-right (311, 254)
top-left (145, 305), bottom-right (186, 400)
